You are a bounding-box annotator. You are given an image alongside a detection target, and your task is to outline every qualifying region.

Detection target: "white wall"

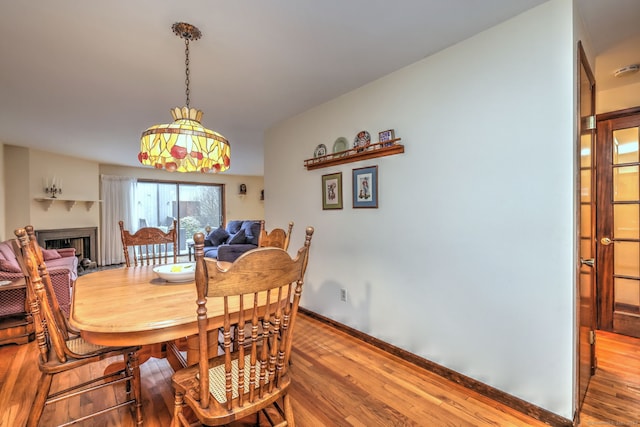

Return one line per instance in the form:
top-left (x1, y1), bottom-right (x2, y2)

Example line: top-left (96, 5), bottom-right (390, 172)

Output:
top-left (3, 146), bottom-right (101, 245)
top-left (0, 143), bottom-right (5, 241)
top-left (29, 150), bottom-right (101, 230)
top-left (597, 81), bottom-right (640, 114)
top-left (265, 0), bottom-right (575, 418)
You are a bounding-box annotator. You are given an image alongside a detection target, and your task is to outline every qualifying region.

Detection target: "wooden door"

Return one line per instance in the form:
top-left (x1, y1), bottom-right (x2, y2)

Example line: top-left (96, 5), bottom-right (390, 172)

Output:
top-left (596, 107), bottom-right (640, 338)
top-left (576, 43), bottom-right (597, 412)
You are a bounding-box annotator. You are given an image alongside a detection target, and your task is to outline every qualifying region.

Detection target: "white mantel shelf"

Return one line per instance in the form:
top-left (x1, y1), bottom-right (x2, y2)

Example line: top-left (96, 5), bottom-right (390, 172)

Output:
top-left (34, 198), bottom-right (101, 212)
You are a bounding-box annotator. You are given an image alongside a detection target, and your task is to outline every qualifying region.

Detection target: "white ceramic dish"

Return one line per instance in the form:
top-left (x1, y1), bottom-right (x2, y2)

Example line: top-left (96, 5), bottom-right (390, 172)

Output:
top-left (333, 137), bottom-right (348, 154)
top-left (153, 262), bottom-right (196, 282)
top-left (314, 143), bottom-right (327, 158)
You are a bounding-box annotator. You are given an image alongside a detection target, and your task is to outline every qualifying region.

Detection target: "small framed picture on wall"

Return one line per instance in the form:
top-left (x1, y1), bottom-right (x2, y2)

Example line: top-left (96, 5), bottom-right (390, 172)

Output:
top-left (322, 172), bottom-right (343, 210)
top-left (352, 166), bottom-right (378, 208)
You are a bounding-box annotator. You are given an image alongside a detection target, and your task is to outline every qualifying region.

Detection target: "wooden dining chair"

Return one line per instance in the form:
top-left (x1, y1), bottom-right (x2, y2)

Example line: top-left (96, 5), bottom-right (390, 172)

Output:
top-left (258, 220), bottom-right (294, 250)
top-left (24, 225), bottom-right (77, 335)
top-left (13, 227), bottom-right (143, 427)
top-left (119, 219), bottom-right (177, 266)
top-left (171, 226), bottom-right (314, 426)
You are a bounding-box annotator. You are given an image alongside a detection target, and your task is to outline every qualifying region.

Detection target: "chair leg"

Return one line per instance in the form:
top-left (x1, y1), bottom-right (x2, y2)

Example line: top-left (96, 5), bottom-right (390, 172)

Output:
top-left (283, 393), bottom-right (295, 427)
top-left (172, 391), bottom-right (185, 427)
top-left (127, 350), bottom-right (144, 426)
top-left (27, 372), bottom-right (53, 427)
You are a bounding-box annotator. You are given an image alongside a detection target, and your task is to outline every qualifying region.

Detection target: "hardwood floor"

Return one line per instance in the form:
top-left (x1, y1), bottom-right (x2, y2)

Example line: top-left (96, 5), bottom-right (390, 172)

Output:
top-left (577, 330), bottom-right (640, 426)
top-left (0, 313), bottom-right (638, 426)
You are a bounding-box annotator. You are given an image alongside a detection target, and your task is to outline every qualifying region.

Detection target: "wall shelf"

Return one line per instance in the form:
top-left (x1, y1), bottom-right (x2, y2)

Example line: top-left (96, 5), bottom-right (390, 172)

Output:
top-left (304, 139), bottom-right (404, 170)
top-left (34, 198), bottom-right (100, 212)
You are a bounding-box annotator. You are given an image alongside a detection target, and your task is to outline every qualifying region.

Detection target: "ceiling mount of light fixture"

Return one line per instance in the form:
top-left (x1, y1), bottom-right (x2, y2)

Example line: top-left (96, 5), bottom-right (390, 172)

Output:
top-left (172, 22), bottom-right (202, 41)
top-left (139, 22), bottom-right (230, 173)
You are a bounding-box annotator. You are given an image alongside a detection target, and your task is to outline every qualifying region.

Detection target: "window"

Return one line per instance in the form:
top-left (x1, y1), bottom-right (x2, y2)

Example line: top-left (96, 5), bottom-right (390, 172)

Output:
top-left (135, 181), bottom-right (223, 254)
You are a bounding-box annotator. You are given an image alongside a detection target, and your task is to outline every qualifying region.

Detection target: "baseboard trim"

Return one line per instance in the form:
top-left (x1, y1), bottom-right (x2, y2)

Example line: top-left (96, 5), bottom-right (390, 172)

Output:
top-left (299, 307), bottom-right (572, 427)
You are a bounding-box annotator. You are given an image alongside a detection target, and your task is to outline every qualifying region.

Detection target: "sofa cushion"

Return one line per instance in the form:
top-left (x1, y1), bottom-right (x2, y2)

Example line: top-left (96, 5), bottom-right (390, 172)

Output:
top-left (42, 248), bottom-right (62, 260)
top-left (0, 241), bottom-right (17, 263)
top-left (205, 227), bottom-right (229, 247)
top-left (0, 258), bottom-right (21, 273)
top-left (240, 221), bottom-right (261, 245)
top-left (217, 244), bottom-right (258, 263)
top-left (203, 246), bottom-right (219, 259)
top-left (46, 257), bottom-right (79, 281)
top-left (227, 229), bottom-right (246, 245)
top-left (226, 220), bottom-right (244, 235)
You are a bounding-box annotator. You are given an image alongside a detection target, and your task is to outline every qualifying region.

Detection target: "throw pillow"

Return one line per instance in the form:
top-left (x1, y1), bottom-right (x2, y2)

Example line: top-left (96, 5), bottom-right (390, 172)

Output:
top-left (226, 220), bottom-right (244, 235)
top-left (240, 221), bottom-right (261, 245)
top-left (227, 229), bottom-right (246, 245)
top-left (206, 227), bottom-right (229, 247)
top-left (0, 258), bottom-right (21, 273)
top-left (42, 248), bottom-right (63, 260)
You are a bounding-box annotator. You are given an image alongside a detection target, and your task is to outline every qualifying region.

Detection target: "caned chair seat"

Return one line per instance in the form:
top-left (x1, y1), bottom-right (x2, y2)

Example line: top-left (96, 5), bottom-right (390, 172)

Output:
top-left (171, 227), bottom-right (314, 426)
top-left (207, 354), bottom-right (268, 403)
top-left (64, 336), bottom-right (111, 355)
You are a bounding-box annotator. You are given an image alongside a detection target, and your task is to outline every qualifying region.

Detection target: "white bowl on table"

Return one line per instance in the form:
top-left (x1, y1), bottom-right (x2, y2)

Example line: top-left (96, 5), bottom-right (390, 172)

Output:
top-left (153, 262), bottom-right (196, 283)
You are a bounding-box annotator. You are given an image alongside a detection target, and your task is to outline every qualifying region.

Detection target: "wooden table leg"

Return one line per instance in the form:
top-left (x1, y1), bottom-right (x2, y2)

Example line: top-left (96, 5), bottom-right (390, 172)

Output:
top-left (103, 343), bottom-right (165, 377)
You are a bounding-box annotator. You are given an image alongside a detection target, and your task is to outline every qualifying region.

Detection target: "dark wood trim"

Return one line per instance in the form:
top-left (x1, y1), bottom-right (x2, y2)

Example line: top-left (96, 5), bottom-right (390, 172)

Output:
top-left (615, 302), bottom-right (640, 314)
top-left (299, 307), bottom-right (572, 427)
top-left (597, 106), bottom-right (640, 122)
top-left (595, 116), bottom-right (614, 330)
top-left (613, 312), bottom-right (640, 338)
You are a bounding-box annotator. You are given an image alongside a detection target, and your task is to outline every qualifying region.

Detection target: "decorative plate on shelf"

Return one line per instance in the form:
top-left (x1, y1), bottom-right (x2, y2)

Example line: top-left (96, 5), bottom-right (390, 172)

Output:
top-left (353, 131), bottom-right (371, 151)
top-left (333, 137), bottom-right (348, 154)
top-left (314, 144), bottom-right (327, 158)
top-left (153, 262), bottom-right (195, 283)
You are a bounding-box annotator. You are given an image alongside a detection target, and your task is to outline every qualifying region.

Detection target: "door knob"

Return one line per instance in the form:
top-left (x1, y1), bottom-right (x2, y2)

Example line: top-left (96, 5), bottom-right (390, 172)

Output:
top-left (600, 237), bottom-right (612, 246)
top-left (580, 257), bottom-right (595, 267)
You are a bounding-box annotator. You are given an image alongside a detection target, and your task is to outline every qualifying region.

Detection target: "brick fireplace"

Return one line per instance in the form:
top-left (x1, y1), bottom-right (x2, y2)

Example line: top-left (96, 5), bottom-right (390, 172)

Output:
top-left (35, 227), bottom-right (98, 265)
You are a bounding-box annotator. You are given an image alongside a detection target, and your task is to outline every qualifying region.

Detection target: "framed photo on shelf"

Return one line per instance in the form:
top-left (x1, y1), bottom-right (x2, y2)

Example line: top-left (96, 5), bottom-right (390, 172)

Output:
top-left (322, 172), bottom-right (343, 210)
top-left (378, 129), bottom-right (395, 146)
top-left (352, 166), bottom-right (378, 208)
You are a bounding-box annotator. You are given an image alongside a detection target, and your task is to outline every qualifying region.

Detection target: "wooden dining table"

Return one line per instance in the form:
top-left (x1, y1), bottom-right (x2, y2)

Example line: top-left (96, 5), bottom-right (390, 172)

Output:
top-left (69, 263), bottom-right (269, 370)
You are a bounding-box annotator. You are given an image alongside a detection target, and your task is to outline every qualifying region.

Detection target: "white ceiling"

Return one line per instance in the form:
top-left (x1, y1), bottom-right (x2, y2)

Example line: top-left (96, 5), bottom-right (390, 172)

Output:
top-left (1, 0), bottom-right (639, 176)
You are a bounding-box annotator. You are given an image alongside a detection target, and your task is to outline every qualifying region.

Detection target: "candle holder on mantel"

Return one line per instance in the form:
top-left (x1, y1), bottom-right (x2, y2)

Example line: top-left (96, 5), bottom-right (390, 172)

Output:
top-left (44, 181), bottom-right (62, 198)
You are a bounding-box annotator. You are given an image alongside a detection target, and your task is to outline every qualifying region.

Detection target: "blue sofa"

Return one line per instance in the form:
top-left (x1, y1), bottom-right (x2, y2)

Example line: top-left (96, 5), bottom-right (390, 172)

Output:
top-left (203, 220), bottom-right (262, 262)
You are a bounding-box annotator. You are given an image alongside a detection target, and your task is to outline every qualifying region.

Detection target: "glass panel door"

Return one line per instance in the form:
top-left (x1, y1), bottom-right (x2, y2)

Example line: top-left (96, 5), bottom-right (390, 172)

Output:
top-left (612, 126), bottom-right (640, 323)
top-left (135, 182), bottom-right (177, 230)
top-left (175, 184), bottom-right (223, 251)
top-left (597, 110), bottom-right (640, 338)
top-left (576, 42), bottom-right (596, 410)
top-left (134, 181), bottom-right (223, 255)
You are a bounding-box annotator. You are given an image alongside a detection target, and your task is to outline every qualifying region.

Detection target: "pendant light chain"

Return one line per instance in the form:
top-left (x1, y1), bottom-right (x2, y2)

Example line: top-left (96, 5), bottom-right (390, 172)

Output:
top-left (184, 38), bottom-right (191, 109)
top-left (139, 21), bottom-right (230, 173)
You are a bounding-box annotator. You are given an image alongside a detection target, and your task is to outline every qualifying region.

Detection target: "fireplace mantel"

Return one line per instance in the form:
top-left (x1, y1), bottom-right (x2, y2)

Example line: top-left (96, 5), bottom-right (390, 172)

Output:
top-left (34, 198), bottom-right (100, 212)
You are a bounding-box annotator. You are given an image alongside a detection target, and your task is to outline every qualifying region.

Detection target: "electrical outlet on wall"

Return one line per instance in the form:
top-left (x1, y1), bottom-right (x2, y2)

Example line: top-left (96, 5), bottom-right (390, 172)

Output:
top-left (340, 288), bottom-right (347, 302)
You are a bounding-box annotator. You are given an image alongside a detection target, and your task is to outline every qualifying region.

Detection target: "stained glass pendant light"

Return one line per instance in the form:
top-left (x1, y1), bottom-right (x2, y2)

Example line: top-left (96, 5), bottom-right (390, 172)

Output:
top-left (139, 22), bottom-right (230, 173)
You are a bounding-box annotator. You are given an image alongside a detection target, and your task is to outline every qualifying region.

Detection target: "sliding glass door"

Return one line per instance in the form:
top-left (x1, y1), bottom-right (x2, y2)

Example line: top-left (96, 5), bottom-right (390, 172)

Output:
top-left (135, 181), bottom-right (223, 254)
